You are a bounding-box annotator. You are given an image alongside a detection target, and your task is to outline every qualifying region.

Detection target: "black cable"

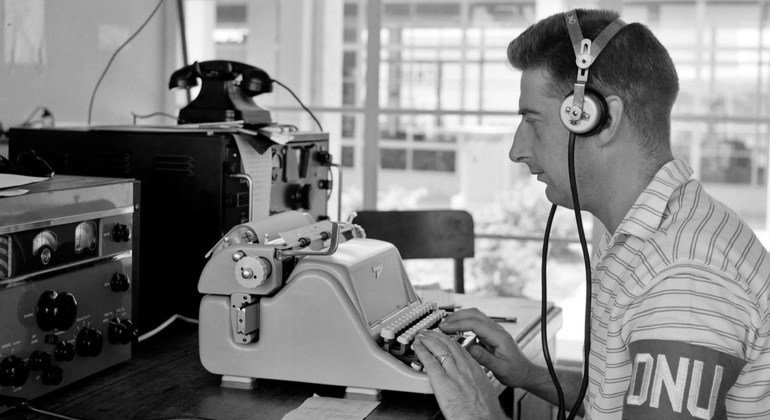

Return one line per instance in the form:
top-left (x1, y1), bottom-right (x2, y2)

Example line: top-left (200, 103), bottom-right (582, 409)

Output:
top-left (566, 132), bottom-right (592, 420)
top-left (21, 105), bottom-right (45, 125)
top-left (87, 0), bottom-right (165, 125)
top-left (541, 203), bottom-right (565, 419)
top-left (541, 132), bottom-right (594, 420)
top-left (271, 79), bottom-right (324, 132)
top-left (132, 111), bottom-right (178, 125)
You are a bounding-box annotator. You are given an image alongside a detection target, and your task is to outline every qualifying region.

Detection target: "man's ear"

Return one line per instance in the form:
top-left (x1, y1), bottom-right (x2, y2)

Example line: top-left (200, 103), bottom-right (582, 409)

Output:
top-left (596, 95), bottom-right (624, 146)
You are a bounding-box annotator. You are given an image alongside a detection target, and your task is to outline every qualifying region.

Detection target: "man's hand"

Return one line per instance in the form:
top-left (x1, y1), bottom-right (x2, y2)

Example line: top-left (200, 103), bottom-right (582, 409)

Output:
top-left (439, 308), bottom-right (534, 388)
top-left (412, 329), bottom-right (506, 420)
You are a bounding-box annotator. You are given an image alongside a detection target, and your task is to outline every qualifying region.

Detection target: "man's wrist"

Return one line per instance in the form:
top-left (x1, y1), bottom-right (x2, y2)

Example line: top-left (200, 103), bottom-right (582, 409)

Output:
top-left (509, 358), bottom-right (539, 389)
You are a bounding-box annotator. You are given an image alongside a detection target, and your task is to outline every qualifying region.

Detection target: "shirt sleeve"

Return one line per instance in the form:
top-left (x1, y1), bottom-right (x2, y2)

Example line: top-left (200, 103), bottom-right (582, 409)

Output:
top-left (621, 263), bottom-right (761, 361)
top-left (619, 264), bottom-right (759, 418)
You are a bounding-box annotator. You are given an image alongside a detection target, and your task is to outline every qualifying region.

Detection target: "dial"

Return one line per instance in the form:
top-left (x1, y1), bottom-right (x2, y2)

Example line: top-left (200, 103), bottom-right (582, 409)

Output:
top-left (32, 230), bottom-right (58, 265)
top-left (74, 221), bottom-right (98, 254)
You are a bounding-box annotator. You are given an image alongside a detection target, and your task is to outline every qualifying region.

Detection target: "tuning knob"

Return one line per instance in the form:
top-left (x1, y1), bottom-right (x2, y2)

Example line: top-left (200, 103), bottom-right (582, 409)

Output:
top-left (76, 327), bottom-right (103, 357)
top-left (108, 318), bottom-right (137, 345)
top-left (36, 290), bottom-right (78, 331)
top-left (110, 272), bottom-right (131, 292)
top-left (0, 355), bottom-right (29, 387)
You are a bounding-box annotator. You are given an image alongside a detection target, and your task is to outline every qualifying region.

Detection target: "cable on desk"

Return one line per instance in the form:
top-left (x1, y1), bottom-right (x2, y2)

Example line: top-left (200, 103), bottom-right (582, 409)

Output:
top-left (138, 314), bottom-right (199, 343)
top-left (150, 417), bottom-right (217, 420)
top-left (27, 405), bottom-right (84, 420)
top-left (0, 395), bottom-right (85, 420)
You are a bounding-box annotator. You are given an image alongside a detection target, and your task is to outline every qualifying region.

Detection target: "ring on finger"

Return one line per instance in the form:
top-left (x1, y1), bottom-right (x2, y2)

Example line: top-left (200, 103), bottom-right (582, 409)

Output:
top-left (435, 353), bottom-right (454, 366)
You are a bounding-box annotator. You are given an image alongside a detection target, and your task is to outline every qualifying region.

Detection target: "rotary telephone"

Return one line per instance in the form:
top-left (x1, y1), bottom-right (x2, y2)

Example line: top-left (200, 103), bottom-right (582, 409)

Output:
top-left (169, 60), bottom-right (273, 126)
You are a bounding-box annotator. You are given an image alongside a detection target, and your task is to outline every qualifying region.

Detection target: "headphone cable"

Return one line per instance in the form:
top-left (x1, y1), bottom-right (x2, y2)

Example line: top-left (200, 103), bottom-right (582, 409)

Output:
top-left (541, 132), bottom-right (593, 420)
top-left (541, 203), bottom-right (565, 419)
top-left (567, 131), bottom-right (593, 419)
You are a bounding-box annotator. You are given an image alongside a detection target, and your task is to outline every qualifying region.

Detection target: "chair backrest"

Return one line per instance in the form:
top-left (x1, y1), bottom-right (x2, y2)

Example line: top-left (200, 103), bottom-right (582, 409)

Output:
top-left (353, 210), bottom-right (474, 293)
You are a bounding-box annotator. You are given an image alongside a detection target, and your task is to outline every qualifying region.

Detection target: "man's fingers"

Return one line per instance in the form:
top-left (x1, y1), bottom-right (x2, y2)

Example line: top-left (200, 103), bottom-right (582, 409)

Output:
top-left (443, 307), bottom-right (488, 325)
top-left (467, 343), bottom-right (499, 369)
top-left (440, 316), bottom-right (507, 347)
top-left (412, 337), bottom-right (451, 380)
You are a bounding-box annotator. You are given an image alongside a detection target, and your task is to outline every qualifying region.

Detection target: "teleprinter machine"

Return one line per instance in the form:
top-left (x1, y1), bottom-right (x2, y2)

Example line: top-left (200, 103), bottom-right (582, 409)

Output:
top-left (198, 211), bottom-right (461, 395)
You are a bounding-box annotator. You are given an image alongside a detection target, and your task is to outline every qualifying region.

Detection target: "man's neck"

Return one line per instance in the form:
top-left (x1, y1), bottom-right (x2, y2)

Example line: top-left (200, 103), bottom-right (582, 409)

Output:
top-left (591, 153), bottom-right (672, 235)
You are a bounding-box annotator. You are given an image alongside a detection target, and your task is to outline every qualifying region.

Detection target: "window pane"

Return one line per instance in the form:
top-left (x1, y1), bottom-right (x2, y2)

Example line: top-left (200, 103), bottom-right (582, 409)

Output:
top-left (381, 148), bottom-right (407, 169)
top-left (413, 150), bottom-right (455, 172)
top-left (342, 115), bottom-right (356, 138)
top-left (217, 4), bottom-right (247, 23)
top-left (341, 146), bottom-right (355, 168)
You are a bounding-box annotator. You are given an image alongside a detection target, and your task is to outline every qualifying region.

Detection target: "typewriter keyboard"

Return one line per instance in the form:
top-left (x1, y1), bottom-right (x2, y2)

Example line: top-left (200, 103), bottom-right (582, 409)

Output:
top-left (378, 301), bottom-right (450, 369)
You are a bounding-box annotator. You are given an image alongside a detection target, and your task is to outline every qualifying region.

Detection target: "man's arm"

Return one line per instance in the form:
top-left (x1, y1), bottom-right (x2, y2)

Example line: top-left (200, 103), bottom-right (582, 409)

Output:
top-left (438, 308), bottom-right (588, 416)
top-left (516, 362), bottom-right (587, 417)
top-left (622, 340), bottom-right (745, 419)
top-left (618, 268), bottom-right (755, 419)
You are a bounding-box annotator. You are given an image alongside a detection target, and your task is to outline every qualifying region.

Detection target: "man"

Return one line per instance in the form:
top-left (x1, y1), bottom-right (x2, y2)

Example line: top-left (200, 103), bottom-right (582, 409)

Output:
top-left (412, 8), bottom-right (770, 420)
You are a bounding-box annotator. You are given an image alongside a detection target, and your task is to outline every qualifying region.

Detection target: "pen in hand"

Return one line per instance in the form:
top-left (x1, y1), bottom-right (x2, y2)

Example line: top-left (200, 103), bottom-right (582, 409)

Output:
top-left (438, 306), bottom-right (517, 323)
top-left (489, 316), bottom-right (517, 323)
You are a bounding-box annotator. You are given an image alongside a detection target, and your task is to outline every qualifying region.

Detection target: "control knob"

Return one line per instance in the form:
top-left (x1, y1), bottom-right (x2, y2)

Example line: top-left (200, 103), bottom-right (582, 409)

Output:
top-left (234, 256), bottom-right (272, 289)
top-left (108, 318), bottom-right (137, 345)
top-left (110, 272), bottom-right (131, 292)
top-left (27, 350), bottom-right (52, 370)
top-left (41, 365), bottom-right (63, 386)
top-left (54, 341), bottom-right (75, 362)
top-left (76, 327), bottom-right (103, 357)
top-left (36, 290), bottom-right (78, 331)
top-left (286, 183), bottom-right (312, 210)
top-left (112, 223), bottom-right (131, 242)
top-left (0, 355), bottom-right (29, 387)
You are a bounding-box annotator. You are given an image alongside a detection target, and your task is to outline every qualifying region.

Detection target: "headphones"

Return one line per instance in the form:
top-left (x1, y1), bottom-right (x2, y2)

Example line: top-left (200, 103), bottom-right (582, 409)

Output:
top-left (559, 10), bottom-right (627, 136)
top-left (541, 11), bottom-right (629, 420)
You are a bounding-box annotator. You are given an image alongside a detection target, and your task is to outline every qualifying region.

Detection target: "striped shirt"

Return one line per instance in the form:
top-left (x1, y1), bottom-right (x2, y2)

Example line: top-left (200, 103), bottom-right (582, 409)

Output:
top-left (584, 158), bottom-right (770, 419)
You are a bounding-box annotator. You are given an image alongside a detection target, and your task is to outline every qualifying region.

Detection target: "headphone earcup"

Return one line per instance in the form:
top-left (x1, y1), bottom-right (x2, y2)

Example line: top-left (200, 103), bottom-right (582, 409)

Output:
top-left (559, 89), bottom-right (609, 136)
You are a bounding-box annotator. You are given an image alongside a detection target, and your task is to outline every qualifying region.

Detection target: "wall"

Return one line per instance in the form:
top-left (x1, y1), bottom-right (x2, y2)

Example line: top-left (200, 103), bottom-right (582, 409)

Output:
top-left (0, 0), bottom-right (178, 129)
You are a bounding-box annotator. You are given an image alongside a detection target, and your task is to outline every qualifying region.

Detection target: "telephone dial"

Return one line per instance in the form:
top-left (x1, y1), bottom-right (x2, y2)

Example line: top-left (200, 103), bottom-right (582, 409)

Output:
top-left (169, 60), bottom-right (273, 126)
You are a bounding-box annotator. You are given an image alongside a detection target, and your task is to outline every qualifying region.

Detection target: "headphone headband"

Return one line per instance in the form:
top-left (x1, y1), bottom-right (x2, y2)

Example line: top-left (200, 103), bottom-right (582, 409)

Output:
top-left (562, 10), bottom-right (627, 132)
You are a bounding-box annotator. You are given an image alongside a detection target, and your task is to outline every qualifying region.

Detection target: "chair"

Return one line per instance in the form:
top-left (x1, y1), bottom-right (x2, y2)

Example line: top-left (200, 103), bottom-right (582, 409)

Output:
top-left (353, 210), bottom-right (475, 293)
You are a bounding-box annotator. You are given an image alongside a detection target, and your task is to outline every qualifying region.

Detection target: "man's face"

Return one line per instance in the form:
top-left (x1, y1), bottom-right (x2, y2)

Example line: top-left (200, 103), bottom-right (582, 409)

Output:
top-left (509, 67), bottom-right (574, 207)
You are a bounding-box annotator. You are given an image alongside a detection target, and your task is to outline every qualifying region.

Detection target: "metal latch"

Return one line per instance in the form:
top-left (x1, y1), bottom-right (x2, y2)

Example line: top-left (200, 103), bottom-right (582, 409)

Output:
top-left (230, 293), bottom-right (259, 344)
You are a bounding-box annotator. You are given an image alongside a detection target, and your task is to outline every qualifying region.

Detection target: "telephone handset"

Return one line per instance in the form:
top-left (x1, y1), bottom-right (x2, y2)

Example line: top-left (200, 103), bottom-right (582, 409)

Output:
top-left (169, 60), bottom-right (273, 97)
top-left (169, 60), bottom-right (273, 126)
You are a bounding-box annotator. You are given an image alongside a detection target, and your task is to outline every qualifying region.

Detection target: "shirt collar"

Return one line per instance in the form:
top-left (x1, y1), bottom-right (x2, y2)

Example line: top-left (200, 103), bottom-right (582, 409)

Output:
top-left (613, 158), bottom-right (693, 240)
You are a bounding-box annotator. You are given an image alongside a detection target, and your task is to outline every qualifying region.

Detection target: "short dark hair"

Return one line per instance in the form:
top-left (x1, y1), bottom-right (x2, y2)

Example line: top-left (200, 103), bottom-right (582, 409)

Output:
top-left (508, 9), bottom-right (679, 154)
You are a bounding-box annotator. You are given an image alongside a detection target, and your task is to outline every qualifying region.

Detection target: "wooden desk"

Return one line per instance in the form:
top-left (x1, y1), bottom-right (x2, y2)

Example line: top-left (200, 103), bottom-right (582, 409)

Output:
top-left (2, 295), bottom-right (561, 420)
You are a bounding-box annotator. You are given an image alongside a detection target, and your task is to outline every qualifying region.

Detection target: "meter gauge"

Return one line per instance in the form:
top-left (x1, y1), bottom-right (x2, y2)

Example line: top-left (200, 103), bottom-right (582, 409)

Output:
top-left (271, 149), bottom-right (283, 184)
top-left (32, 230), bottom-right (58, 266)
top-left (74, 221), bottom-right (98, 254)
